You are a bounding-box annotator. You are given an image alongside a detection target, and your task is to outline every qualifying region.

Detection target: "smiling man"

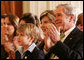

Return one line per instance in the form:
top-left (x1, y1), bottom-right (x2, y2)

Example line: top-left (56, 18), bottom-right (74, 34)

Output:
top-left (45, 4), bottom-right (83, 59)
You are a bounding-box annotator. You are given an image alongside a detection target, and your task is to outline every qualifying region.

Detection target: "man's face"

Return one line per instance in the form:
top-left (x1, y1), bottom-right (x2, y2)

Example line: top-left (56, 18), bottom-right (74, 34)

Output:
top-left (54, 6), bottom-right (71, 32)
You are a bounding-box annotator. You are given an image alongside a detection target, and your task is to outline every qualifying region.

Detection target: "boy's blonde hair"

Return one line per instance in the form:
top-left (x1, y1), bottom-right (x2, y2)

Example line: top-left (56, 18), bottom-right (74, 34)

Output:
top-left (17, 23), bottom-right (40, 43)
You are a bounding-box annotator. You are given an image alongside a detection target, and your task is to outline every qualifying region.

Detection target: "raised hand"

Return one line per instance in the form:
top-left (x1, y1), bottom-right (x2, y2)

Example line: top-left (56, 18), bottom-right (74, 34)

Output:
top-left (41, 23), bottom-right (60, 52)
top-left (44, 36), bottom-right (55, 52)
top-left (42, 23), bottom-right (60, 44)
top-left (4, 42), bottom-right (15, 53)
top-left (47, 23), bottom-right (60, 44)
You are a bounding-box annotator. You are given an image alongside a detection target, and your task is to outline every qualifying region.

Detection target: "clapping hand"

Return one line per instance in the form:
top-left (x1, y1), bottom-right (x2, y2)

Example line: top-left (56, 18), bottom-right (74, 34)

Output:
top-left (41, 23), bottom-right (60, 51)
top-left (4, 42), bottom-right (15, 59)
top-left (4, 42), bottom-right (15, 53)
top-left (46, 23), bottom-right (60, 44)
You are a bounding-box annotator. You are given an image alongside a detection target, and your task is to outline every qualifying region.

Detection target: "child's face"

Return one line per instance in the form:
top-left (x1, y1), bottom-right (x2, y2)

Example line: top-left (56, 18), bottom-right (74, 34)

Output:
top-left (16, 31), bottom-right (30, 46)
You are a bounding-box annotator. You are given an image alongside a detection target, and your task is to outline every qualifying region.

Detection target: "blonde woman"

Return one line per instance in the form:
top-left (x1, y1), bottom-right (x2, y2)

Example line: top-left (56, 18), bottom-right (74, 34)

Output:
top-left (40, 10), bottom-right (56, 54)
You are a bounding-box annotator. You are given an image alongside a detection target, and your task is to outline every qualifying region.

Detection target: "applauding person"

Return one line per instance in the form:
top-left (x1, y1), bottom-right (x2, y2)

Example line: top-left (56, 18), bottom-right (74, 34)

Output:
top-left (45, 4), bottom-right (83, 59)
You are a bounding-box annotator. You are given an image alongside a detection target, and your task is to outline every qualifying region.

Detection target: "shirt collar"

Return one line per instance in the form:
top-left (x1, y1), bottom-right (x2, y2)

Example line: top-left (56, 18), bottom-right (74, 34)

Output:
top-left (64, 25), bottom-right (76, 35)
top-left (16, 43), bottom-right (36, 54)
top-left (27, 43), bottom-right (36, 53)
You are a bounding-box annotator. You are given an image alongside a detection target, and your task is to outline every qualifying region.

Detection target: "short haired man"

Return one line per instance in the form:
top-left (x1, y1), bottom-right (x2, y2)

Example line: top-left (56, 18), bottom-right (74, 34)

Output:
top-left (45, 4), bottom-right (83, 59)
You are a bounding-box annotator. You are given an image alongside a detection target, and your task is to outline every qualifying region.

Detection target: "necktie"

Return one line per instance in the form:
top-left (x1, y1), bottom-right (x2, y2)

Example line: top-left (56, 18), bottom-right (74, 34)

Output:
top-left (60, 32), bottom-right (65, 40)
top-left (49, 33), bottom-right (65, 59)
top-left (49, 53), bottom-right (59, 59)
top-left (49, 53), bottom-right (55, 59)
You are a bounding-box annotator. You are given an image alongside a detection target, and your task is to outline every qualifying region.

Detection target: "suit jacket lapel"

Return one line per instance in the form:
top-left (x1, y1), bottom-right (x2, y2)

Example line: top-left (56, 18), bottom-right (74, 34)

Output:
top-left (64, 27), bottom-right (81, 48)
top-left (23, 50), bottom-right (31, 59)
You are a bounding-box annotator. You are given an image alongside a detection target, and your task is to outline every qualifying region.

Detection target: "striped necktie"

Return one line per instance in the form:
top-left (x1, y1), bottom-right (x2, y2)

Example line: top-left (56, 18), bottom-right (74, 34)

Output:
top-left (60, 32), bottom-right (65, 40)
top-left (49, 53), bottom-right (59, 59)
top-left (49, 33), bottom-right (65, 59)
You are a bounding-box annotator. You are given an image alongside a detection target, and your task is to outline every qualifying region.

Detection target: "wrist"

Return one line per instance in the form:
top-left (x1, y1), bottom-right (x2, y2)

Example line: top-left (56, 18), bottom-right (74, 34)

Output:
top-left (54, 39), bottom-right (60, 44)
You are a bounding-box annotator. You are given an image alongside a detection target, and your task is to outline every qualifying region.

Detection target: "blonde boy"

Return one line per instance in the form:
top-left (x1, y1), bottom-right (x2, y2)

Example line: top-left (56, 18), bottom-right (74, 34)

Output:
top-left (15, 23), bottom-right (44, 59)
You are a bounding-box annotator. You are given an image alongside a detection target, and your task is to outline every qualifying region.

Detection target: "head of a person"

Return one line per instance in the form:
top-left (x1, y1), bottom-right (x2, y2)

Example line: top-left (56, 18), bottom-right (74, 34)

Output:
top-left (1, 14), bottom-right (8, 26)
top-left (4, 14), bottom-right (19, 37)
top-left (16, 23), bottom-right (40, 46)
top-left (76, 13), bottom-right (83, 31)
top-left (40, 10), bottom-right (56, 37)
top-left (19, 13), bottom-right (39, 27)
top-left (54, 4), bottom-right (79, 32)
top-left (40, 10), bottom-right (56, 26)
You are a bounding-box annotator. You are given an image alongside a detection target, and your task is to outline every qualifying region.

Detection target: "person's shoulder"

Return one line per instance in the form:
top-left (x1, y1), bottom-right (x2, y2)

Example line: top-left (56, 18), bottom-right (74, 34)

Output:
top-left (33, 47), bottom-right (43, 53)
top-left (72, 27), bottom-right (83, 42)
top-left (32, 46), bottom-right (44, 55)
top-left (71, 27), bottom-right (83, 36)
top-left (76, 27), bottom-right (83, 36)
top-left (31, 47), bottom-right (44, 59)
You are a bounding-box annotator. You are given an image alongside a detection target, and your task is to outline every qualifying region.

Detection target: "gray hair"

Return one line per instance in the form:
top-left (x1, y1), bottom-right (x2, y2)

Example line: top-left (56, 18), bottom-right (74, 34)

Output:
top-left (56, 4), bottom-right (82, 24)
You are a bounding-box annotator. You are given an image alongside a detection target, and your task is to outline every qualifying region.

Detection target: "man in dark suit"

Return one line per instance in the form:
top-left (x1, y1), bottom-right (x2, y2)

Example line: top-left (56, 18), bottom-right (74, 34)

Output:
top-left (44, 4), bottom-right (83, 59)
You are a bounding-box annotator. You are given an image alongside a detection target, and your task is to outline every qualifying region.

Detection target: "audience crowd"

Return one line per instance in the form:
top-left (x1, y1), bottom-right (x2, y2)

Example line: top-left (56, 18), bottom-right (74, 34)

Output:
top-left (1, 4), bottom-right (83, 59)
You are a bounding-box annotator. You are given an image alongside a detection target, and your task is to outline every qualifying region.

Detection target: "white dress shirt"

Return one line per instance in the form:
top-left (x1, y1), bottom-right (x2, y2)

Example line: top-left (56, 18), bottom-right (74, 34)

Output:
top-left (61, 25), bottom-right (76, 42)
top-left (16, 43), bottom-right (36, 59)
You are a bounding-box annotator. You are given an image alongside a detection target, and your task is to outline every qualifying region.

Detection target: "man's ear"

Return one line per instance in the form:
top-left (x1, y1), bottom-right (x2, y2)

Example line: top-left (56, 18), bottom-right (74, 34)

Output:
top-left (30, 36), bottom-right (35, 42)
top-left (69, 14), bottom-right (74, 22)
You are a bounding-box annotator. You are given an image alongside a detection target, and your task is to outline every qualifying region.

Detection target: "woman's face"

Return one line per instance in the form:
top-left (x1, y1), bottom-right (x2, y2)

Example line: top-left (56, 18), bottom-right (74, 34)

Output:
top-left (41, 16), bottom-right (52, 26)
top-left (4, 17), bottom-right (15, 36)
top-left (41, 16), bottom-right (52, 35)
